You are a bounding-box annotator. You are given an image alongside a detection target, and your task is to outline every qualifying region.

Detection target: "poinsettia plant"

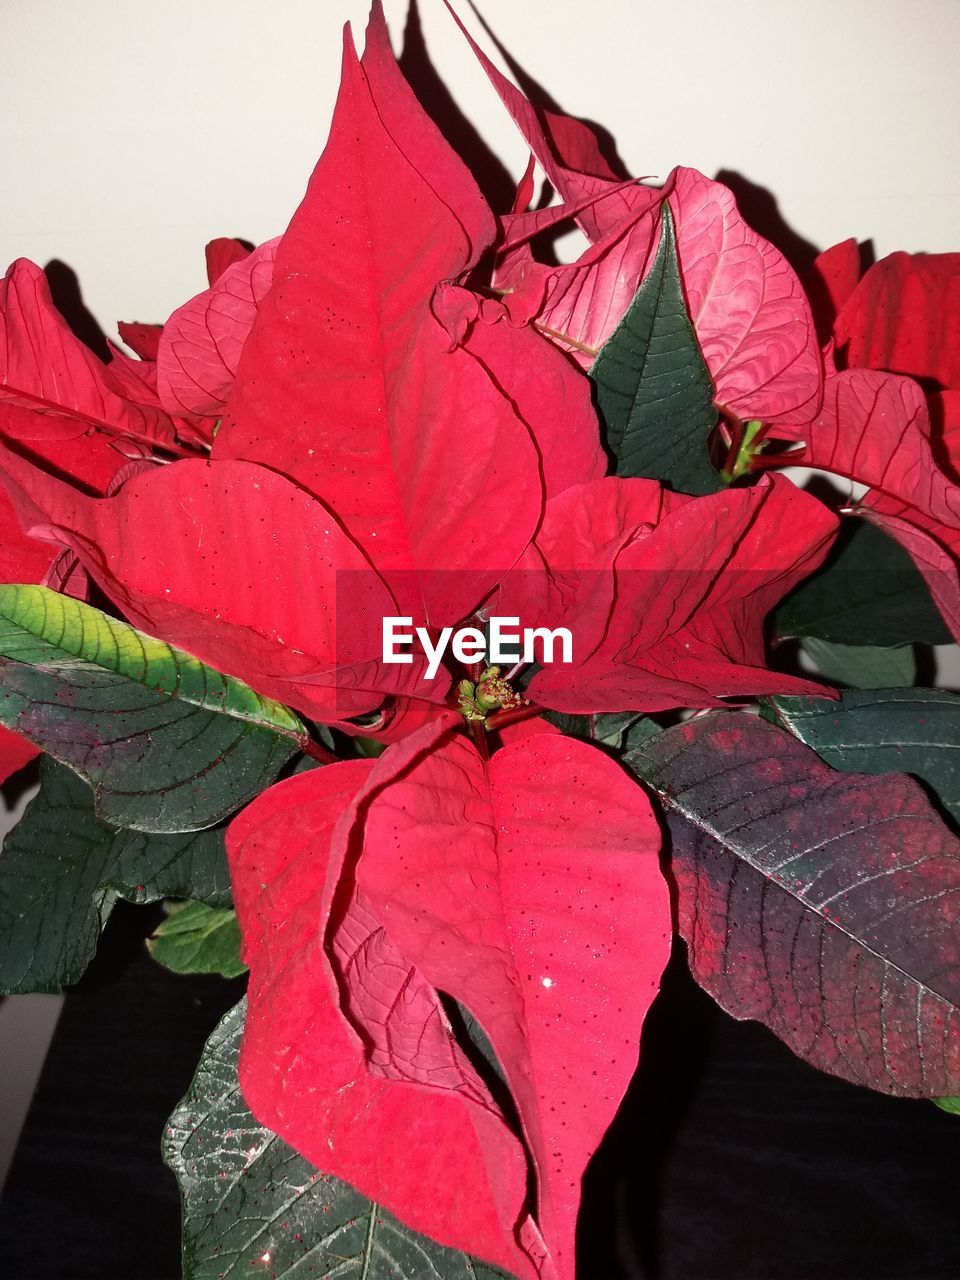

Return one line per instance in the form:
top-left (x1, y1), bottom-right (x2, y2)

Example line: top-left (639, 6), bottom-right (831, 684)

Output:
top-left (1, 3), bottom-right (959, 1277)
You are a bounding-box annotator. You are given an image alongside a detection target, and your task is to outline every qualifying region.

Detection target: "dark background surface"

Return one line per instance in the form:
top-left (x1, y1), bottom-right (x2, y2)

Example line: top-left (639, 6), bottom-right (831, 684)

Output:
top-left (0, 917), bottom-right (957, 1280)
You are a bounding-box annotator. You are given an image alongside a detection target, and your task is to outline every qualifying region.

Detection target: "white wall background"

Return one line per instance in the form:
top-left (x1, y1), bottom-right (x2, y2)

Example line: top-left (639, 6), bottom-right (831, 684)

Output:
top-left (2, 0), bottom-right (959, 332)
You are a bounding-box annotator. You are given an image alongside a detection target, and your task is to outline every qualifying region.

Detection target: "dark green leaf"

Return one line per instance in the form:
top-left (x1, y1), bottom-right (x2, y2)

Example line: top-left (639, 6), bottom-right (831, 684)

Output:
top-left (800, 637), bottom-right (916, 688)
top-left (0, 584), bottom-right (304, 831)
top-left (770, 688), bottom-right (960, 825)
top-left (590, 206), bottom-right (722, 494)
top-left (163, 1000), bottom-right (515, 1280)
top-left (628, 712), bottom-right (960, 1096)
top-left (543, 709), bottom-right (660, 751)
top-left (934, 1097), bottom-right (960, 1115)
top-left (0, 758), bottom-right (230, 994)
top-left (774, 518), bottom-right (951, 645)
top-left (148, 901), bottom-right (246, 978)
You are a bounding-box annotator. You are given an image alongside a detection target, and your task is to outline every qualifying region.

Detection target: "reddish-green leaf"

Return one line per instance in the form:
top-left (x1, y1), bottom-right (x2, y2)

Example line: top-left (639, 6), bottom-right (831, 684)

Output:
top-left (629, 712), bottom-right (960, 1097)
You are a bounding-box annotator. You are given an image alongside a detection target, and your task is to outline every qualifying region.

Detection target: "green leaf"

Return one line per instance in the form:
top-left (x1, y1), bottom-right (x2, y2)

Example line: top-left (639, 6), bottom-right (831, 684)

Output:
top-left (148, 901), bottom-right (246, 978)
top-left (0, 584), bottom-right (305, 832)
top-left (769, 688), bottom-right (960, 825)
top-left (774, 518), bottom-right (952, 645)
top-left (163, 1000), bottom-right (516, 1280)
top-left (590, 205), bottom-right (722, 495)
top-left (544, 709), bottom-right (660, 751)
top-left (0, 758), bottom-right (231, 994)
top-left (800, 637), bottom-right (916, 689)
top-left (934, 1097), bottom-right (960, 1116)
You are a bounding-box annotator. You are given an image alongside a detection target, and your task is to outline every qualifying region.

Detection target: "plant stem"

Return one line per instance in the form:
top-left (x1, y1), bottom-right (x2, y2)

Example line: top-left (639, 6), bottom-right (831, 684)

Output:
top-left (468, 718), bottom-right (490, 760)
top-left (486, 702), bottom-right (544, 731)
top-left (298, 734), bottom-right (339, 765)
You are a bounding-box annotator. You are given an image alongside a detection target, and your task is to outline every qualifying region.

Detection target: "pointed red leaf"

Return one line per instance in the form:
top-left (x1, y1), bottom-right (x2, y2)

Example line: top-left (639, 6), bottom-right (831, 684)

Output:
top-left (498, 475), bottom-right (837, 713)
top-left (228, 751), bottom-right (535, 1279)
top-left (116, 322), bottom-right (162, 361)
top-left (0, 259), bottom-right (176, 449)
top-left (214, 23), bottom-right (544, 625)
top-left (777, 369), bottom-right (960, 534)
top-left (835, 251), bottom-right (960, 390)
top-left (204, 237), bottom-right (252, 286)
top-left (807, 238), bottom-right (862, 340)
top-left (443, 1), bottom-right (637, 245)
top-left (0, 449), bottom-right (415, 723)
top-left (354, 730), bottom-right (670, 1280)
top-left (156, 238), bottom-right (280, 421)
top-left (667, 167), bottom-right (822, 424)
top-left (432, 284), bottom-right (605, 496)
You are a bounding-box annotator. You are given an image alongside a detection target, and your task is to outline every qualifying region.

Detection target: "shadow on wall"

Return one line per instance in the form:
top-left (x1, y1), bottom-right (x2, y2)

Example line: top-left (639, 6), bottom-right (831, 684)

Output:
top-left (43, 260), bottom-right (111, 362)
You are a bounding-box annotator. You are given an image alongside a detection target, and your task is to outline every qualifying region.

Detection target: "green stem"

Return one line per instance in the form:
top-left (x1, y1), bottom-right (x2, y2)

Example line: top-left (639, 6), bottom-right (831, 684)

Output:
top-left (722, 418), bottom-right (765, 483)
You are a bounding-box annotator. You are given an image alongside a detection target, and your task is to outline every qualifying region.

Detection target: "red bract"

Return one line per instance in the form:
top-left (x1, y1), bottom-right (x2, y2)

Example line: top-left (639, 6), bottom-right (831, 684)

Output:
top-left (212, 7), bottom-right (601, 626)
top-left (794, 247), bottom-right (960, 638)
top-left (0, 452), bottom-right (427, 723)
top-left (157, 237), bottom-right (280, 423)
top-left (497, 474), bottom-right (838, 713)
top-left (834, 251), bottom-right (960, 395)
top-left (229, 718), bottom-right (669, 1280)
top-left (204, 236), bottom-right (252, 286)
top-left (451, 12), bottom-right (821, 427)
top-left (0, 258), bottom-right (179, 453)
top-left (228, 745), bottom-right (536, 1280)
top-left (0, 259), bottom-right (163, 782)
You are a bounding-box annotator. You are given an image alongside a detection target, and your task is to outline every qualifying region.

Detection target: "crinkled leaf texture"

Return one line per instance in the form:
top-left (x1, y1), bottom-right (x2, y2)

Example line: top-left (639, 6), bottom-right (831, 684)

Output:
top-left (666, 167), bottom-right (822, 425)
top-left (0, 585), bottom-right (303, 832)
top-left (630, 712), bottom-right (960, 1097)
top-left (497, 474), bottom-right (838, 714)
top-left (0, 258), bottom-right (176, 447)
top-left (157, 237), bottom-right (280, 421)
top-left (0, 757), bottom-right (230, 994)
top-left (164, 999), bottom-right (515, 1280)
top-left (228, 720), bottom-right (669, 1280)
top-left (214, 12), bottom-right (556, 626)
